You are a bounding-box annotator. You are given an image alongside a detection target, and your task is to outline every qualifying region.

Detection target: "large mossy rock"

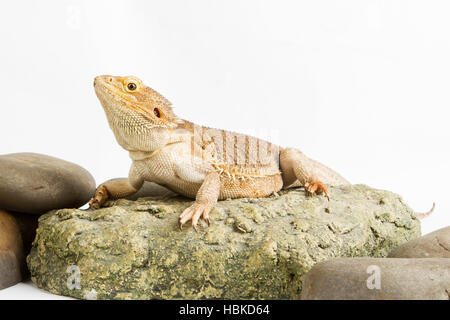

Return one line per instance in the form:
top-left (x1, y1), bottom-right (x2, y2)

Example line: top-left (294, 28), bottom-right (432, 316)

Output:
top-left (27, 184), bottom-right (420, 300)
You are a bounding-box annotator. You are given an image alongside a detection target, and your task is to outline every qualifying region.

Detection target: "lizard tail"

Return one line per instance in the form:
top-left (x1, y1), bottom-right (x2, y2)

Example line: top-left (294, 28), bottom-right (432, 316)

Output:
top-left (415, 202), bottom-right (435, 219)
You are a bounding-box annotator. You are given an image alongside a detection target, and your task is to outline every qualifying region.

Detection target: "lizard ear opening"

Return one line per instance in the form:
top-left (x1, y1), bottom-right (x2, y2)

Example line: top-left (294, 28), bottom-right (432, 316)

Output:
top-left (153, 108), bottom-right (161, 118)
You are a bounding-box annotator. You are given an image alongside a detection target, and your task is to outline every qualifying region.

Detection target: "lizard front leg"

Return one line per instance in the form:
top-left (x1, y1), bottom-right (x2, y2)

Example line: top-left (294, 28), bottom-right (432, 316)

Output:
top-left (280, 148), bottom-right (349, 200)
top-left (179, 171), bottom-right (220, 231)
top-left (89, 167), bottom-right (144, 208)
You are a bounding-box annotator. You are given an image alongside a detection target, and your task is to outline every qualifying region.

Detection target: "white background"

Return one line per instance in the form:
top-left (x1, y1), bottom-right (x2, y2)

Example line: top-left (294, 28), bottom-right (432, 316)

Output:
top-left (0, 0), bottom-right (449, 299)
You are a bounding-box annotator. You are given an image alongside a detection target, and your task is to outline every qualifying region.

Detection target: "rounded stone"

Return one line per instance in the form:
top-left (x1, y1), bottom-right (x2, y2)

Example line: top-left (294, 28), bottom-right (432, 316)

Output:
top-left (300, 258), bottom-right (450, 300)
top-left (0, 153), bottom-right (96, 214)
top-left (388, 226), bottom-right (450, 258)
top-left (27, 185), bottom-right (421, 299)
top-left (0, 209), bottom-right (38, 289)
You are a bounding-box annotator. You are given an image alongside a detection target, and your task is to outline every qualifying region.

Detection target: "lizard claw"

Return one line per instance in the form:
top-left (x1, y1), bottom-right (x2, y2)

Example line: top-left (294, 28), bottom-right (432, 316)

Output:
top-left (305, 180), bottom-right (330, 201)
top-left (178, 203), bottom-right (211, 231)
top-left (88, 185), bottom-right (109, 209)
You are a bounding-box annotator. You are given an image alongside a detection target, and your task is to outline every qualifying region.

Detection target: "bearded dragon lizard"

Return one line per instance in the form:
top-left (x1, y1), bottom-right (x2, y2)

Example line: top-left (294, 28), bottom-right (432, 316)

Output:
top-left (89, 75), bottom-right (352, 230)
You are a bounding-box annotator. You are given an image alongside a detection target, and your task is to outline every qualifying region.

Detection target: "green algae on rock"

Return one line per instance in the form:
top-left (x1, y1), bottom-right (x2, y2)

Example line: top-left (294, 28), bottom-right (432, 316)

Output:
top-left (27, 184), bottom-right (420, 299)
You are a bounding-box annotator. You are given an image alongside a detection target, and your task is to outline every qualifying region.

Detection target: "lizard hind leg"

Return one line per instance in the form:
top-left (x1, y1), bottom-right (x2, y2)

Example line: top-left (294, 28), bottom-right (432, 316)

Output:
top-left (280, 148), bottom-right (348, 200)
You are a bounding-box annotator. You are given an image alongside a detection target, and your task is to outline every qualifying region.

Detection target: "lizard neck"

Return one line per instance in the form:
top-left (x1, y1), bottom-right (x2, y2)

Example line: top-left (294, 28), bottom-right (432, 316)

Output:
top-left (128, 141), bottom-right (185, 161)
top-left (104, 105), bottom-right (174, 152)
top-left (127, 124), bottom-right (193, 161)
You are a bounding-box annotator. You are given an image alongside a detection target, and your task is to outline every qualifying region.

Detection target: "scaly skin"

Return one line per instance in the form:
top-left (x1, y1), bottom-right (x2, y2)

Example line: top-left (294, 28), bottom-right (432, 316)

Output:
top-left (89, 75), bottom-right (350, 230)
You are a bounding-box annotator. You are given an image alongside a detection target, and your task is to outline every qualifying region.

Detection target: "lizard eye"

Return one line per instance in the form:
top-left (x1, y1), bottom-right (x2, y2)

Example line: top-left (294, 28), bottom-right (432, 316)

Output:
top-left (127, 82), bottom-right (137, 91)
top-left (124, 77), bottom-right (142, 92)
top-left (153, 108), bottom-right (161, 118)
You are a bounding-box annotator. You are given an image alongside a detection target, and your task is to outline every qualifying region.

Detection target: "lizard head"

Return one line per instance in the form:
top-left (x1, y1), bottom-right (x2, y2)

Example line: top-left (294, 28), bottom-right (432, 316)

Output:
top-left (94, 75), bottom-right (183, 151)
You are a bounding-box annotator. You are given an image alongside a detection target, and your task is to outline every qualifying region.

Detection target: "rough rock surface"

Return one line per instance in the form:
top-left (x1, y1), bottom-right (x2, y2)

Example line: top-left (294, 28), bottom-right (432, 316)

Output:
top-left (0, 153), bottom-right (96, 214)
top-left (0, 210), bottom-right (38, 289)
top-left (300, 258), bottom-right (450, 300)
top-left (28, 184), bottom-right (420, 299)
top-left (388, 226), bottom-right (450, 258)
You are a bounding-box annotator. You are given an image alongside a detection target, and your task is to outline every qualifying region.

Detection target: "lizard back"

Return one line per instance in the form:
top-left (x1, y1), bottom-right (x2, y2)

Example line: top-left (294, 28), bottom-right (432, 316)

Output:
top-left (179, 121), bottom-right (281, 179)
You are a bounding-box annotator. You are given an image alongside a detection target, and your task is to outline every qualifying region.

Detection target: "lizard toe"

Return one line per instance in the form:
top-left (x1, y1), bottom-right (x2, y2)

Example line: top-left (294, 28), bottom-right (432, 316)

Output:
top-left (89, 185), bottom-right (109, 209)
top-left (88, 198), bottom-right (99, 209)
top-left (305, 180), bottom-right (329, 200)
top-left (202, 210), bottom-right (211, 226)
top-left (179, 203), bottom-right (211, 230)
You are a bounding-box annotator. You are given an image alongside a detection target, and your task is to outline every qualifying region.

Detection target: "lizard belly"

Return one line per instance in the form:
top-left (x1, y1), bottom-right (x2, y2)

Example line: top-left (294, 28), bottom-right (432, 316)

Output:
top-left (132, 147), bottom-right (283, 200)
top-left (132, 158), bottom-right (203, 199)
